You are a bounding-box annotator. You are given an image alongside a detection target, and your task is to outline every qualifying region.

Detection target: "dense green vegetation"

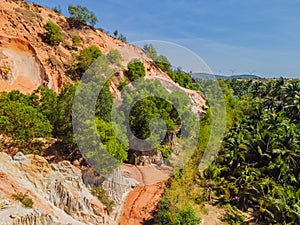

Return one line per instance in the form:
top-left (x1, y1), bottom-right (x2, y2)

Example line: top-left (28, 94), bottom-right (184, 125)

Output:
top-left (119, 76), bottom-right (197, 156)
top-left (70, 45), bottom-right (103, 80)
top-left (212, 78), bottom-right (300, 224)
top-left (143, 44), bottom-right (201, 91)
top-left (44, 21), bottom-right (62, 46)
top-left (125, 58), bottom-right (146, 81)
top-left (156, 78), bottom-right (300, 224)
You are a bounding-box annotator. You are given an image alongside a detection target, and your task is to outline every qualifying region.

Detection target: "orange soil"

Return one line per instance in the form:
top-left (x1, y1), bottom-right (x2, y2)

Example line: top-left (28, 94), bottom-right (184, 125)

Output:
top-left (120, 165), bottom-right (171, 225)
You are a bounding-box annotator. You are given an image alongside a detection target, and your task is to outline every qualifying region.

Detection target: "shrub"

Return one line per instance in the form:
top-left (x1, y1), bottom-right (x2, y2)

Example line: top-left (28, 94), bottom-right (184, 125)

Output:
top-left (125, 59), bottom-right (145, 81)
top-left (68, 4), bottom-right (98, 27)
top-left (113, 30), bottom-right (118, 37)
top-left (13, 192), bottom-right (34, 208)
top-left (0, 100), bottom-right (52, 141)
top-left (72, 35), bottom-right (82, 47)
top-left (117, 80), bottom-right (129, 91)
top-left (106, 49), bottom-right (122, 66)
top-left (70, 45), bottom-right (102, 80)
top-left (118, 33), bottom-right (127, 42)
top-left (91, 187), bottom-right (114, 212)
top-left (44, 21), bottom-right (62, 46)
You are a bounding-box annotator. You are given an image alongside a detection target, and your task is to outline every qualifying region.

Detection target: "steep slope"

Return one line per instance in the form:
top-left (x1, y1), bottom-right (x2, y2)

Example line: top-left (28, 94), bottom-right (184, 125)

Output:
top-left (0, 0), bottom-right (205, 115)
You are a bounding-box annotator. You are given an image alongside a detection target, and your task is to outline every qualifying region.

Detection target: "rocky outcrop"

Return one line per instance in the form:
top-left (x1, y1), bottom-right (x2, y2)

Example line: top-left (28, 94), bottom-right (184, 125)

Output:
top-left (0, 152), bottom-right (134, 225)
top-left (129, 150), bottom-right (164, 166)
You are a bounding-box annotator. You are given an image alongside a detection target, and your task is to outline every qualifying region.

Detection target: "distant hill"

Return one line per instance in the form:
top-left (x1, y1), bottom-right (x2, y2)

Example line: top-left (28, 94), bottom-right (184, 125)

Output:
top-left (192, 73), bottom-right (261, 80)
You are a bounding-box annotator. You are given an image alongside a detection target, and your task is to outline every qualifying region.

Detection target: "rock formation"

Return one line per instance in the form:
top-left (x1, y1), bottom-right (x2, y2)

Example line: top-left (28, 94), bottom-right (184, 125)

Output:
top-left (0, 152), bottom-right (134, 224)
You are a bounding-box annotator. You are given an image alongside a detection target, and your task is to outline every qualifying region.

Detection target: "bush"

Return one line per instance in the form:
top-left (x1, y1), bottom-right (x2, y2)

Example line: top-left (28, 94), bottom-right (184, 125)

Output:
top-left (113, 30), bottom-right (118, 37)
top-left (13, 192), bottom-right (34, 208)
top-left (118, 33), bottom-right (127, 42)
top-left (117, 80), bottom-right (129, 91)
top-left (106, 49), bottom-right (122, 66)
top-left (72, 35), bottom-right (82, 47)
top-left (91, 186), bottom-right (114, 212)
top-left (68, 4), bottom-right (98, 26)
top-left (125, 59), bottom-right (145, 81)
top-left (70, 45), bottom-right (102, 80)
top-left (44, 21), bottom-right (62, 46)
top-left (0, 100), bottom-right (52, 141)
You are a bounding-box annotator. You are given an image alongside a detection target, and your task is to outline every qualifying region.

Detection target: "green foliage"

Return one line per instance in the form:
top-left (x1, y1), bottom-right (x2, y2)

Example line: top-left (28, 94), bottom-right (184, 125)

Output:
top-left (125, 59), bottom-right (145, 81)
top-left (143, 44), bottom-right (200, 90)
top-left (13, 192), bottom-right (34, 208)
top-left (128, 96), bottom-right (179, 139)
top-left (156, 197), bottom-right (201, 225)
top-left (95, 82), bottom-right (114, 122)
top-left (91, 186), bottom-right (114, 212)
top-left (120, 80), bottom-right (195, 146)
top-left (206, 78), bottom-right (300, 224)
top-left (168, 69), bottom-right (193, 89)
top-left (106, 49), bottom-right (122, 66)
top-left (157, 145), bottom-right (173, 158)
top-left (157, 78), bottom-right (300, 225)
top-left (143, 44), bottom-right (158, 61)
top-left (44, 21), bottom-right (62, 46)
top-left (222, 205), bottom-right (248, 225)
top-left (0, 97), bottom-right (52, 141)
top-left (68, 4), bottom-right (98, 26)
top-left (118, 33), bottom-right (127, 42)
top-left (72, 35), bottom-right (82, 47)
top-left (174, 206), bottom-right (201, 225)
top-left (117, 80), bottom-right (129, 91)
top-left (113, 30), bottom-right (118, 37)
top-left (95, 118), bottom-right (128, 162)
top-left (70, 45), bottom-right (102, 80)
top-left (51, 84), bottom-right (76, 147)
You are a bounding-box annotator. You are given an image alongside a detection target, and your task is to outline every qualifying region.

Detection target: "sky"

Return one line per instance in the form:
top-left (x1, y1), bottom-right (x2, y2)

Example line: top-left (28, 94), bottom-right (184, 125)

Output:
top-left (31, 0), bottom-right (300, 78)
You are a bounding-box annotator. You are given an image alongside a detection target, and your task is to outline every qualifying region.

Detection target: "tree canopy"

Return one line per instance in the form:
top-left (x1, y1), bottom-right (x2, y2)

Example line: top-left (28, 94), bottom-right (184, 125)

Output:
top-left (68, 4), bottom-right (98, 26)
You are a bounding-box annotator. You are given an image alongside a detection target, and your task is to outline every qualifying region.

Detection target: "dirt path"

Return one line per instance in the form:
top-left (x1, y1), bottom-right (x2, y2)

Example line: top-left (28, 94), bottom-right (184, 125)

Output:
top-left (200, 204), bottom-right (225, 225)
top-left (120, 164), bottom-right (171, 225)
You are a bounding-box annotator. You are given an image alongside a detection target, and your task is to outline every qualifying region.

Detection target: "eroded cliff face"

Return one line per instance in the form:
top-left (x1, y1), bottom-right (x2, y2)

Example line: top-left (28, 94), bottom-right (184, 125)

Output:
top-left (0, 0), bottom-right (206, 115)
top-left (0, 152), bottom-right (134, 225)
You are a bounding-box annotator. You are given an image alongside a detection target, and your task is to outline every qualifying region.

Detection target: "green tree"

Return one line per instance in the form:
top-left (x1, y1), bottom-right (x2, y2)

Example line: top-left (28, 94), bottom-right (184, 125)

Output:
top-left (95, 82), bottom-right (113, 122)
top-left (125, 59), bottom-right (145, 81)
top-left (143, 44), bottom-right (158, 60)
top-left (113, 30), bottom-right (118, 37)
top-left (68, 4), bottom-right (98, 26)
top-left (32, 86), bottom-right (58, 124)
top-left (44, 21), bottom-right (62, 46)
top-left (52, 84), bottom-right (77, 146)
top-left (0, 101), bottom-right (52, 141)
top-left (95, 118), bottom-right (128, 162)
top-left (118, 33), bottom-right (127, 42)
top-left (70, 45), bottom-right (102, 80)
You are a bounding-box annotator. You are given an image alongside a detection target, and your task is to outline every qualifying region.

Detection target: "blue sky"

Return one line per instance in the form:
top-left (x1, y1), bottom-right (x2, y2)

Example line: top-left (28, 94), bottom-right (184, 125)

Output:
top-left (31, 0), bottom-right (300, 77)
